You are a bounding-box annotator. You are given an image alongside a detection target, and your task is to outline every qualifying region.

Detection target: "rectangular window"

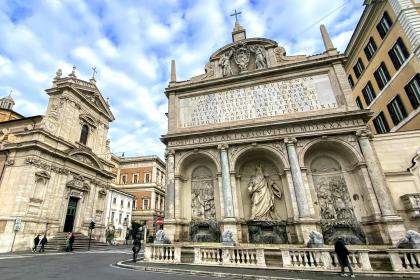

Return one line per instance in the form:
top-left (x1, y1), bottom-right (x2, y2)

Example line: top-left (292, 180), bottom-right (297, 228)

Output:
top-left (376, 11), bottom-right (393, 39)
top-left (133, 200), bottom-right (136, 209)
top-left (128, 201), bottom-right (131, 209)
top-left (348, 75), bottom-right (355, 88)
top-left (387, 95), bottom-right (408, 125)
top-left (113, 197), bottom-right (116, 204)
top-left (389, 38), bottom-right (410, 70)
top-left (405, 74), bottom-right (420, 109)
top-left (364, 37), bottom-right (377, 61)
top-left (362, 81), bottom-right (376, 106)
top-left (143, 199), bottom-right (149, 210)
top-left (118, 213), bottom-right (122, 223)
top-left (144, 173), bottom-right (151, 183)
top-left (121, 174), bottom-right (127, 184)
top-left (120, 200), bottom-right (123, 208)
top-left (374, 62), bottom-right (391, 90)
top-left (355, 96), bottom-right (363, 109)
top-left (133, 174), bottom-right (138, 184)
top-left (373, 112), bottom-right (390, 134)
top-left (353, 58), bottom-right (365, 79)
top-left (111, 211), bottom-right (115, 222)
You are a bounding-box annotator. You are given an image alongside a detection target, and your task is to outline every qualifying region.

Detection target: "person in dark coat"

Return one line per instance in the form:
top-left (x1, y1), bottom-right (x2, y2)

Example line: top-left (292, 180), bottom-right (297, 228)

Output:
top-left (33, 234), bottom-right (40, 252)
top-left (132, 238), bottom-right (141, 262)
top-left (39, 235), bottom-right (47, 253)
top-left (69, 233), bottom-right (75, 252)
top-left (334, 238), bottom-right (355, 277)
top-left (125, 232), bottom-right (130, 245)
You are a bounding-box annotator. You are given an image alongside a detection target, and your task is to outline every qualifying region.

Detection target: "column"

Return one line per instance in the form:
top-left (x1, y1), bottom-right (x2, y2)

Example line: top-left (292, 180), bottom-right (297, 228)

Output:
top-left (284, 137), bottom-right (310, 218)
top-left (164, 149), bottom-right (175, 219)
top-left (218, 144), bottom-right (234, 218)
top-left (356, 130), bottom-right (395, 216)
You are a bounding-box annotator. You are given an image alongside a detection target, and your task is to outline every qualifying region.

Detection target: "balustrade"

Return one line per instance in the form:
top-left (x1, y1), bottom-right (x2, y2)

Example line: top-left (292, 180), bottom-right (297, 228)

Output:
top-left (388, 249), bottom-right (420, 272)
top-left (144, 244), bottom-right (420, 274)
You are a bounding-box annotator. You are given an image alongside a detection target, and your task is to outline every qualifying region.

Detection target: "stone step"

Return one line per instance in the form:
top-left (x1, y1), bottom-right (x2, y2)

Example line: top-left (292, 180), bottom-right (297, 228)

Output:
top-left (41, 232), bottom-right (110, 252)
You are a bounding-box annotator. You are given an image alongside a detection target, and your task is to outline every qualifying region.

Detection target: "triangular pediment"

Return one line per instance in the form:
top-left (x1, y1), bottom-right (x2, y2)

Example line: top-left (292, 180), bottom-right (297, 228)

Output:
top-left (65, 148), bottom-right (104, 170)
top-left (71, 86), bottom-right (114, 121)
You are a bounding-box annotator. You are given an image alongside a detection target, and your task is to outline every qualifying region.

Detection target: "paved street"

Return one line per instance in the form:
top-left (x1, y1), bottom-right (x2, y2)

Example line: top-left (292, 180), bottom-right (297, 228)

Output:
top-left (0, 249), bottom-right (407, 280)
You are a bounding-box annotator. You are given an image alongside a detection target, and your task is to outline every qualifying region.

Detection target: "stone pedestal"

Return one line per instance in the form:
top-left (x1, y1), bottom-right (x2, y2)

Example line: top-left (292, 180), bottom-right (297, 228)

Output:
top-left (294, 218), bottom-right (319, 244)
top-left (220, 219), bottom-right (241, 244)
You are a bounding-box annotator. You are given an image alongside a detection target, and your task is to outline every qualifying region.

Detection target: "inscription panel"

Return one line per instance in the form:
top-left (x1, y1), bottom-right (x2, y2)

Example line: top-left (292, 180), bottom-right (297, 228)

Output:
top-left (179, 74), bottom-right (337, 128)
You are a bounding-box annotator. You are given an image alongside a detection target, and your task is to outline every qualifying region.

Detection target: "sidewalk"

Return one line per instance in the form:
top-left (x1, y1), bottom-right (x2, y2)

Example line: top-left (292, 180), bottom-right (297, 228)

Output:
top-left (116, 260), bottom-right (420, 279)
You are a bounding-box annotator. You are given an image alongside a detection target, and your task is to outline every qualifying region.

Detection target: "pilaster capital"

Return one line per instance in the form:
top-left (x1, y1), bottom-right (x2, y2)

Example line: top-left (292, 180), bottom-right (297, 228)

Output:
top-left (356, 128), bottom-right (372, 140)
top-left (165, 148), bottom-right (175, 159)
top-left (284, 137), bottom-right (297, 146)
top-left (217, 143), bottom-right (229, 151)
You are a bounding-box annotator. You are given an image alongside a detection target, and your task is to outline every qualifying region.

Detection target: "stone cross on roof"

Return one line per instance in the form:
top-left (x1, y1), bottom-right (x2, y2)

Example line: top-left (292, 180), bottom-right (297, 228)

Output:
top-left (230, 9), bottom-right (242, 22)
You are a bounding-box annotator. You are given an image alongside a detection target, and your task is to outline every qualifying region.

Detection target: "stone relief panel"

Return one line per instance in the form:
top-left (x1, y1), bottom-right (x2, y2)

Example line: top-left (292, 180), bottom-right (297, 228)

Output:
top-left (311, 157), bottom-right (366, 244)
top-left (179, 74), bottom-right (337, 128)
top-left (191, 166), bottom-right (216, 220)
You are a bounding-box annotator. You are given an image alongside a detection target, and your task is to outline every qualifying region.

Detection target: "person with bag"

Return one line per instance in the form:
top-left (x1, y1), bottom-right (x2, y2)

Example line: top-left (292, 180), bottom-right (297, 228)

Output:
top-left (334, 237), bottom-right (355, 277)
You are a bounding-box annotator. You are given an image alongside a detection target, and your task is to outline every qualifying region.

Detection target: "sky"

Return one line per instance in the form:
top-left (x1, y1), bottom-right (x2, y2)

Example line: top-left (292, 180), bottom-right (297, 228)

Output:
top-left (0, 0), bottom-right (365, 159)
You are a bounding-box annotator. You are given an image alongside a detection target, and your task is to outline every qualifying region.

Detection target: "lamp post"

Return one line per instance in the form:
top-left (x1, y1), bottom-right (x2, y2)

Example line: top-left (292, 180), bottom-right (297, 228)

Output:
top-left (10, 218), bottom-right (22, 252)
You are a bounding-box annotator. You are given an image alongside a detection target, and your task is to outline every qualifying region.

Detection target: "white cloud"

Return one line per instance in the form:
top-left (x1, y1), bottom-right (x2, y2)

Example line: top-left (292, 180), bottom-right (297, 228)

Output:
top-left (0, 0), bottom-right (364, 159)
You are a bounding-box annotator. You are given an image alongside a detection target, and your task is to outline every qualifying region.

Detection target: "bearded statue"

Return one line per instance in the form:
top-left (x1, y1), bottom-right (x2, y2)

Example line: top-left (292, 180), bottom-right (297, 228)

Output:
top-left (248, 165), bottom-right (282, 220)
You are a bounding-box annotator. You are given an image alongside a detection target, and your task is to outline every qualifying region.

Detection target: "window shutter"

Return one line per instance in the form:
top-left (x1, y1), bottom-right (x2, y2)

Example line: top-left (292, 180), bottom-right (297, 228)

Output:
top-left (397, 38), bottom-right (410, 59)
top-left (396, 95), bottom-right (408, 118)
top-left (374, 70), bottom-right (383, 90)
top-left (371, 38), bottom-right (377, 51)
top-left (382, 63), bottom-right (391, 81)
top-left (388, 48), bottom-right (400, 70)
top-left (364, 46), bottom-right (372, 61)
top-left (387, 102), bottom-right (398, 125)
top-left (373, 118), bottom-right (381, 134)
top-left (384, 12), bottom-right (393, 27)
top-left (376, 24), bottom-right (386, 39)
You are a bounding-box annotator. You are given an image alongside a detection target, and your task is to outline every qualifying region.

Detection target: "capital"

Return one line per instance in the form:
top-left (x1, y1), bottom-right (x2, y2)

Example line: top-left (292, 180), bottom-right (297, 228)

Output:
top-left (217, 143), bottom-right (229, 151)
top-left (165, 148), bottom-right (175, 159)
top-left (284, 137), bottom-right (297, 146)
top-left (356, 128), bottom-right (372, 139)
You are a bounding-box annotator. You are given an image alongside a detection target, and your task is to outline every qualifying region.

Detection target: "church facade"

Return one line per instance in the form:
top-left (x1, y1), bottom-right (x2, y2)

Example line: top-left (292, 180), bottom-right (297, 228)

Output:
top-left (0, 68), bottom-right (115, 252)
top-left (161, 22), bottom-right (408, 245)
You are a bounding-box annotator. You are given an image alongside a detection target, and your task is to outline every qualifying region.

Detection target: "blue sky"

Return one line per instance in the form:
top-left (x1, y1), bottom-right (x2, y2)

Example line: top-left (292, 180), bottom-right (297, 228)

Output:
top-left (0, 0), bottom-right (365, 158)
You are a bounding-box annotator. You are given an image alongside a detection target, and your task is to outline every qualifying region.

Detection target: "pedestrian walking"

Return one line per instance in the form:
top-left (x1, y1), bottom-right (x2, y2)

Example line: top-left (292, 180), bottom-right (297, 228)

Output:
top-left (125, 232), bottom-right (130, 245)
top-left (334, 237), bottom-right (355, 277)
top-left (132, 238), bottom-right (141, 262)
top-left (32, 234), bottom-right (40, 252)
top-left (39, 235), bottom-right (47, 253)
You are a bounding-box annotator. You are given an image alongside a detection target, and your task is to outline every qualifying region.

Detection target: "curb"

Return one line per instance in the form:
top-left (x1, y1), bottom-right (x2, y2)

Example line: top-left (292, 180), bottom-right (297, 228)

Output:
top-left (115, 260), bottom-right (420, 279)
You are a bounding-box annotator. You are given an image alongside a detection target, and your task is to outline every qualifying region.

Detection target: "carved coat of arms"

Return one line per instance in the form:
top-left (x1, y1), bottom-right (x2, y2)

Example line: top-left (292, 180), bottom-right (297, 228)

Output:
top-left (233, 43), bottom-right (250, 72)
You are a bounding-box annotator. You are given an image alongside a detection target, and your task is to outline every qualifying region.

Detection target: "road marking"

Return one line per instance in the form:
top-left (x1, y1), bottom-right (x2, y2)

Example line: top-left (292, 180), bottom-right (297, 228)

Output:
top-left (0, 255), bottom-right (33, 260)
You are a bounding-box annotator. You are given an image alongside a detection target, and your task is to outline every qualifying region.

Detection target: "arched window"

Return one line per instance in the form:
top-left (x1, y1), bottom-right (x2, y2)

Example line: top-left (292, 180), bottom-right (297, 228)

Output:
top-left (79, 124), bottom-right (89, 145)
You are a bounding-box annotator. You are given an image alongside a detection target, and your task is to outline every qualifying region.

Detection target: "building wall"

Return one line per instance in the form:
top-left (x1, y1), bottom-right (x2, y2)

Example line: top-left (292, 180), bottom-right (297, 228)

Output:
top-left (111, 156), bottom-right (166, 237)
top-left (345, 1), bottom-right (420, 133)
top-left (104, 189), bottom-right (133, 244)
top-left (372, 130), bottom-right (420, 231)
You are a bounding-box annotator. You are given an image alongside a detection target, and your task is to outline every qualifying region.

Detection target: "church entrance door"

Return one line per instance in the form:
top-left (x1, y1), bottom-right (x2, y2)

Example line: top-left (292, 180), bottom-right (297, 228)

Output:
top-left (64, 197), bottom-right (79, 232)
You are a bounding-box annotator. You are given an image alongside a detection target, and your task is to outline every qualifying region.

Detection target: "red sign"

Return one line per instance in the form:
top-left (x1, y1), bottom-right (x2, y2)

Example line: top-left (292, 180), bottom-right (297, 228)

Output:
top-left (156, 217), bottom-right (164, 225)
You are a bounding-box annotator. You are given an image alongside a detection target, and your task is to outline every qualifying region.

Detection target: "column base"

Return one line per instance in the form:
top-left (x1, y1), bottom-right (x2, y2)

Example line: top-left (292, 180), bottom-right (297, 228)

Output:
top-left (220, 219), bottom-right (242, 244)
top-left (362, 215), bottom-right (406, 245)
top-left (163, 219), bottom-right (189, 242)
top-left (293, 218), bottom-right (320, 244)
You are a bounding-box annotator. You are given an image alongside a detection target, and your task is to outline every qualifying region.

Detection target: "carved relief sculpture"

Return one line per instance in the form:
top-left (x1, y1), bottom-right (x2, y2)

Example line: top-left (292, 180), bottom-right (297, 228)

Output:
top-left (250, 45), bottom-right (267, 69)
top-left (248, 165), bottom-right (282, 220)
top-left (219, 49), bottom-right (233, 77)
top-left (233, 42), bottom-right (250, 72)
top-left (191, 167), bottom-right (216, 220)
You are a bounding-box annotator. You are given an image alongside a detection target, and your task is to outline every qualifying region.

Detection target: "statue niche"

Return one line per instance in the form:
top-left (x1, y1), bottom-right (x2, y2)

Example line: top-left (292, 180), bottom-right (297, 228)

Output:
top-left (189, 166), bottom-right (219, 242)
top-left (311, 156), bottom-right (366, 244)
top-left (240, 162), bottom-right (287, 244)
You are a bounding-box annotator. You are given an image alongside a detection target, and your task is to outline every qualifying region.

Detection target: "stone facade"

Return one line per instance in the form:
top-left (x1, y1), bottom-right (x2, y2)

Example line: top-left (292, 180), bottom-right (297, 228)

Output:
top-left (111, 155), bottom-right (166, 236)
top-left (0, 69), bottom-right (115, 252)
top-left (161, 22), bottom-right (406, 245)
